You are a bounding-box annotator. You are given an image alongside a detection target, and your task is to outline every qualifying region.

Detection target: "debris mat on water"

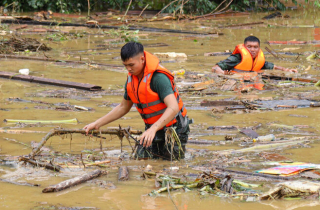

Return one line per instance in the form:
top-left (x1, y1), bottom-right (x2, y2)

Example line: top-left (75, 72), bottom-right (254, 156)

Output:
top-left (0, 35), bottom-right (51, 54)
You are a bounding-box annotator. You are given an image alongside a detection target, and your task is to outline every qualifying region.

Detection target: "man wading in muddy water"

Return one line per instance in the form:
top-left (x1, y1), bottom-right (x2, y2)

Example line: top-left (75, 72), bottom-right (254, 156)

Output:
top-left (212, 36), bottom-right (298, 75)
top-left (84, 42), bottom-right (190, 160)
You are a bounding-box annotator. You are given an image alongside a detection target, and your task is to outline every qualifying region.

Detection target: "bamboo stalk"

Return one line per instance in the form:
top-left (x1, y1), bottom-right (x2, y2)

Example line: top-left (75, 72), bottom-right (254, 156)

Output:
top-left (42, 169), bottom-right (105, 193)
top-left (29, 128), bottom-right (142, 158)
top-left (4, 118), bottom-right (78, 124)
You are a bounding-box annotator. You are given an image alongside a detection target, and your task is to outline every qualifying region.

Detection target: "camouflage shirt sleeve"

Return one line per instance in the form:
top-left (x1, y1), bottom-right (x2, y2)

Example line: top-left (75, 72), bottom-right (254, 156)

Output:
top-left (216, 54), bottom-right (242, 70)
top-left (263, 61), bottom-right (274, 70)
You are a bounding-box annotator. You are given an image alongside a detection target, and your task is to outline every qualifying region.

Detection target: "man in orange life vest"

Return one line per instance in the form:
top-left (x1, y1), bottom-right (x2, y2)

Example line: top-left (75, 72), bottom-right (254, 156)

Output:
top-left (212, 36), bottom-right (297, 75)
top-left (84, 42), bottom-right (190, 160)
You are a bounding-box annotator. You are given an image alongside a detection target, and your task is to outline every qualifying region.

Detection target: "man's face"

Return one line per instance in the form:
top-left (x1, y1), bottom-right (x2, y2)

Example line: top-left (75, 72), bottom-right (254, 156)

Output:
top-left (244, 41), bottom-right (260, 59)
top-left (122, 53), bottom-right (145, 77)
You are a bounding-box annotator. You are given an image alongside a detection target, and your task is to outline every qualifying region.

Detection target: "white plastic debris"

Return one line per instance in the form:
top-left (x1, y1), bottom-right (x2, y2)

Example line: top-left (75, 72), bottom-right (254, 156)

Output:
top-left (154, 52), bottom-right (187, 58)
top-left (18, 69), bottom-right (30, 75)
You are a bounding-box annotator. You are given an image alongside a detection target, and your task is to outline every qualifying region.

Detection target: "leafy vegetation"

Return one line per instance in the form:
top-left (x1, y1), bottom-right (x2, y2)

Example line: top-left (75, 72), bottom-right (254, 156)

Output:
top-left (104, 26), bottom-right (140, 42)
top-left (1, 0), bottom-right (319, 14)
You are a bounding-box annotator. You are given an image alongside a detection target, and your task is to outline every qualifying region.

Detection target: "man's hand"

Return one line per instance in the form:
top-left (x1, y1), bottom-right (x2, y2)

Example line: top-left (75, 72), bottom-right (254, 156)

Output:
top-left (274, 65), bottom-right (298, 73)
top-left (212, 65), bottom-right (225, 74)
top-left (286, 68), bottom-right (298, 73)
top-left (83, 122), bottom-right (99, 135)
top-left (140, 127), bottom-right (157, 148)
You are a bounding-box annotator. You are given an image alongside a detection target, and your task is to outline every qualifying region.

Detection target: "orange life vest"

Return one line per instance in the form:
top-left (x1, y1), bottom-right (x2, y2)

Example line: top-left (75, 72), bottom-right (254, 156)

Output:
top-left (232, 44), bottom-right (265, 72)
top-left (126, 51), bottom-right (187, 127)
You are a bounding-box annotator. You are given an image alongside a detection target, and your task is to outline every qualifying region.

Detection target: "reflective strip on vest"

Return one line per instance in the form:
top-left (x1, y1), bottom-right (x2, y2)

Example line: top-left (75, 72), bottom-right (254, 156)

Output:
top-left (128, 75), bottom-right (132, 83)
top-left (140, 108), bottom-right (166, 119)
top-left (143, 73), bottom-right (151, 83)
top-left (134, 99), bottom-right (162, 109)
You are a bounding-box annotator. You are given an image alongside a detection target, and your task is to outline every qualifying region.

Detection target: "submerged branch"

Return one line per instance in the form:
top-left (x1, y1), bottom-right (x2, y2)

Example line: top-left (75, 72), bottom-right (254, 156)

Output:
top-left (19, 156), bottom-right (62, 172)
top-left (0, 178), bottom-right (40, 187)
top-left (29, 128), bottom-right (142, 158)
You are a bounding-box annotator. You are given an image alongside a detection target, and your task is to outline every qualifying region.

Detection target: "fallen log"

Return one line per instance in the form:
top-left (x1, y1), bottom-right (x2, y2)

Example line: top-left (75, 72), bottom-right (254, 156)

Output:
top-left (29, 128), bottom-right (142, 158)
top-left (0, 178), bottom-right (40, 187)
top-left (267, 41), bottom-right (307, 45)
top-left (193, 12), bottom-right (250, 20)
top-left (1, 19), bottom-right (209, 35)
top-left (42, 169), bottom-right (105, 193)
top-left (0, 71), bottom-right (102, 91)
top-left (262, 74), bottom-right (318, 83)
top-left (200, 100), bottom-right (241, 107)
top-left (0, 54), bottom-right (122, 69)
top-left (187, 139), bottom-right (214, 145)
top-left (118, 166), bottom-right (129, 181)
top-left (276, 105), bottom-right (297, 109)
top-left (310, 102), bottom-right (320, 107)
top-left (262, 12), bottom-right (282, 20)
top-left (19, 156), bottom-right (61, 172)
top-left (219, 21), bottom-right (264, 28)
top-left (75, 42), bottom-right (169, 53)
top-left (207, 126), bottom-right (238, 130)
top-left (204, 51), bottom-right (299, 56)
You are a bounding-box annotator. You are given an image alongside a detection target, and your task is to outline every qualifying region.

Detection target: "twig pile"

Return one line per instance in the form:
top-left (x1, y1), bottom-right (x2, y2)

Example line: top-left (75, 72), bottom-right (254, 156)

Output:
top-left (0, 35), bottom-right (51, 54)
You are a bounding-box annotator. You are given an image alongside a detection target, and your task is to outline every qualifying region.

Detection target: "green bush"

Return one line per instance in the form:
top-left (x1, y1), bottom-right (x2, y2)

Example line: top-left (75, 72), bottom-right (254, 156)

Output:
top-left (1, 0), bottom-right (319, 14)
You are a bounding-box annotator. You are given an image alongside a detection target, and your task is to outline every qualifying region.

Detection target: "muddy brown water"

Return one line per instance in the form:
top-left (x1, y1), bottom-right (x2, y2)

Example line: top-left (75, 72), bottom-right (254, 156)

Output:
top-left (1, 6), bottom-right (320, 210)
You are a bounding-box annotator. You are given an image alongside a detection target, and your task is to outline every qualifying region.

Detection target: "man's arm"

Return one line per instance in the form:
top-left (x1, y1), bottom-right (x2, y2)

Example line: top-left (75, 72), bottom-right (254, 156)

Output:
top-left (140, 94), bottom-right (179, 147)
top-left (84, 98), bottom-right (133, 134)
top-left (274, 65), bottom-right (298, 73)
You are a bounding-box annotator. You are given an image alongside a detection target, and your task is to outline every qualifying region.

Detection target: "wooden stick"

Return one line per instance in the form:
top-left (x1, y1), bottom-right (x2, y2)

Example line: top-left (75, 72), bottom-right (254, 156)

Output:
top-left (122, 0), bottom-right (132, 21)
top-left (29, 128), bottom-right (142, 158)
top-left (0, 71), bottom-right (102, 91)
top-left (139, 4), bottom-right (149, 17)
top-left (42, 169), bottom-right (104, 193)
top-left (86, 160), bottom-right (111, 166)
top-left (118, 166), bottom-right (129, 181)
top-left (209, 0), bottom-right (227, 14)
top-left (19, 156), bottom-right (61, 172)
top-left (154, 0), bottom-right (179, 17)
top-left (0, 178), bottom-right (40, 187)
top-left (3, 137), bottom-right (31, 148)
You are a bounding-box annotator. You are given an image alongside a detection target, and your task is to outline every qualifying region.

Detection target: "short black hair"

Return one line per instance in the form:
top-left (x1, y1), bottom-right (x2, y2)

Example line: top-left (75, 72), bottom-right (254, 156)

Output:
top-left (244, 36), bottom-right (260, 46)
top-left (120, 42), bottom-right (144, 61)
